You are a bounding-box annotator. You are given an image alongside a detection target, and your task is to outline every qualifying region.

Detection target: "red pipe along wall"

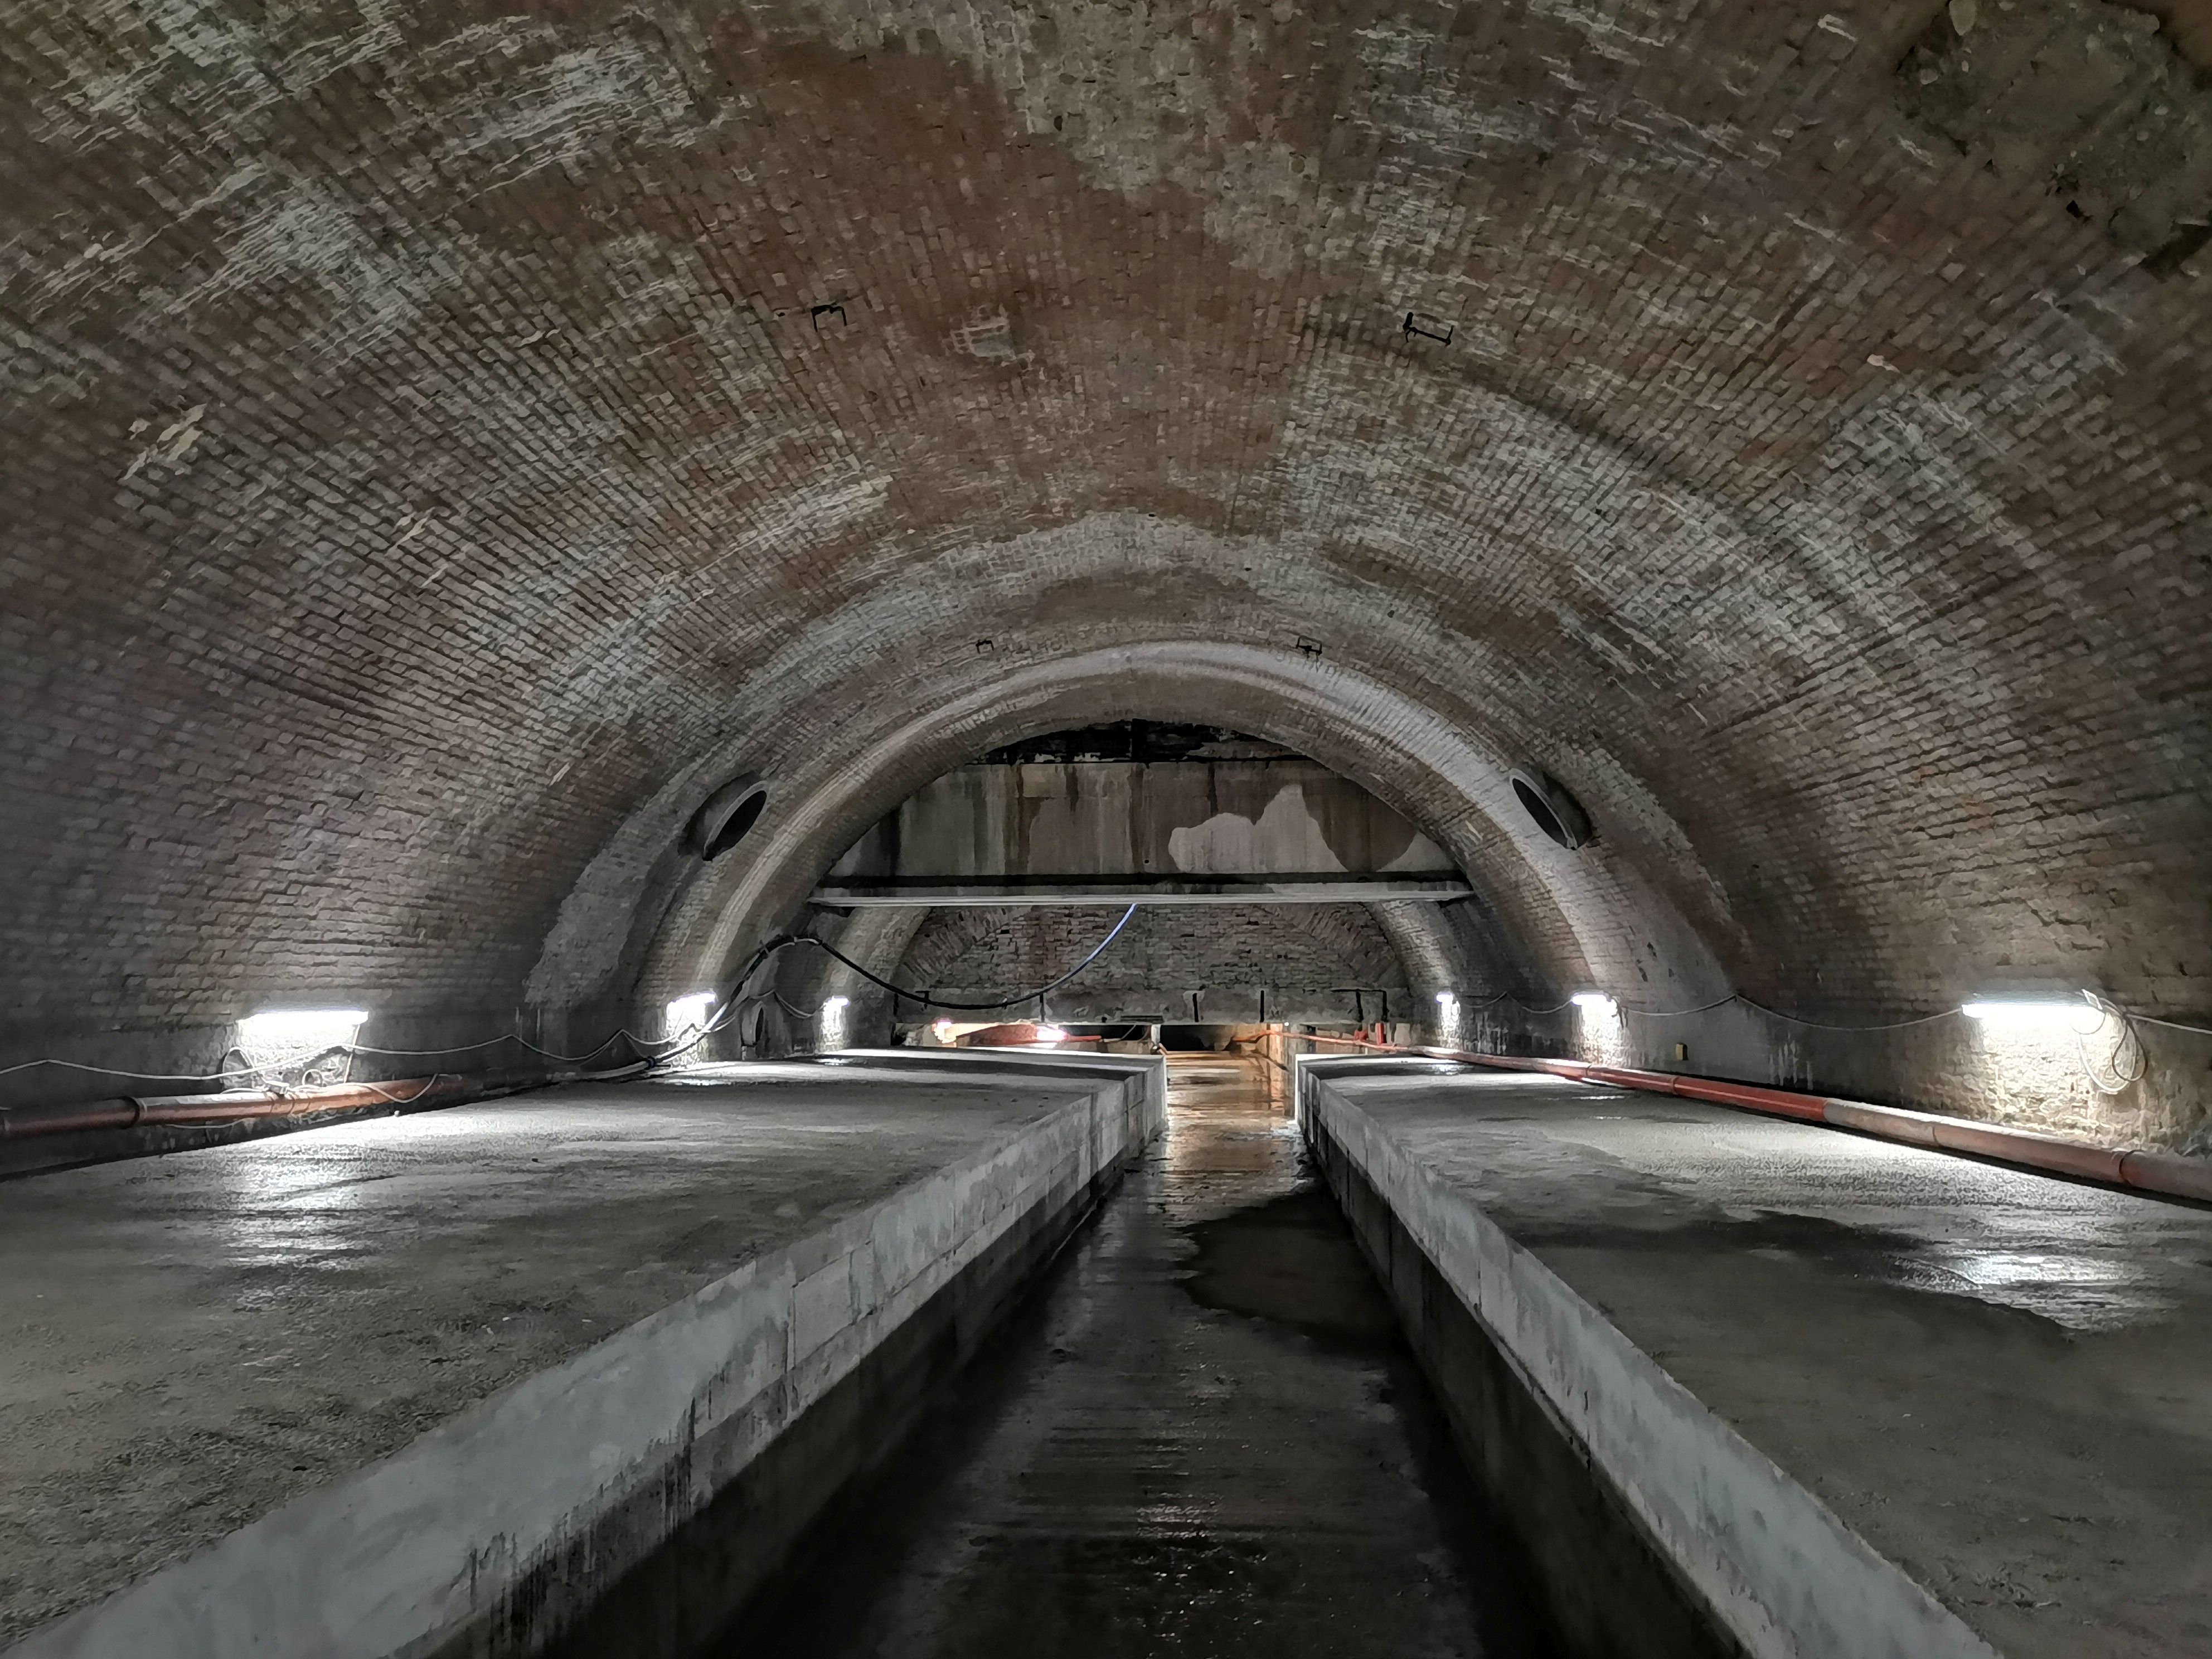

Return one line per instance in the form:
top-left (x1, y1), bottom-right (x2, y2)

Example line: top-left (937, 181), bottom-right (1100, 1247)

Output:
top-left (1278, 1031), bottom-right (2212, 1205)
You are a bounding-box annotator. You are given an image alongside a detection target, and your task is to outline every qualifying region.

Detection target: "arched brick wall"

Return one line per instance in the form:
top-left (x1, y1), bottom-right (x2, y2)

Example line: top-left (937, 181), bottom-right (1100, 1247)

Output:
top-left (2, 0), bottom-right (2208, 1145)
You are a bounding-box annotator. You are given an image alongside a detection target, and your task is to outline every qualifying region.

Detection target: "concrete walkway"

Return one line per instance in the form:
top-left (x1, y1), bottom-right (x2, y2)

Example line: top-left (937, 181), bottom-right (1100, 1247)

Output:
top-left (1302, 1060), bottom-right (2212, 1659)
top-left (0, 1054), bottom-right (1156, 1651)
top-left (727, 1052), bottom-right (1555, 1657)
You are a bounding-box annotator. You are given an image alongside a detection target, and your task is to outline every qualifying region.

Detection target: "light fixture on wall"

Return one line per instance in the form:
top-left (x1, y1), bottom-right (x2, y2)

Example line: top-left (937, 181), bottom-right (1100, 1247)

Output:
top-left (237, 1007), bottom-right (368, 1084)
top-left (1570, 990), bottom-right (1626, 1067)
top-left (1961, 996), bottom-right (2097, 1030)
top-left (1961, 991), bottom-right (2146, 1097)
top-left (238, 1008), bottom-right (368, 1045)
top-left (664, 991), bottom-right (716, 1039)
top-left (820, 995), bottom-right (851, 1050)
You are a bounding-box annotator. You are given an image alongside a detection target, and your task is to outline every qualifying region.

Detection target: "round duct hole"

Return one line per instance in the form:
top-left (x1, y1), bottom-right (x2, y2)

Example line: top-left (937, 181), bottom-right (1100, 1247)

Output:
top-left (1511, 772), bottom-right (1591, 851)
top-left (689, 777), bottom-right (769, 860)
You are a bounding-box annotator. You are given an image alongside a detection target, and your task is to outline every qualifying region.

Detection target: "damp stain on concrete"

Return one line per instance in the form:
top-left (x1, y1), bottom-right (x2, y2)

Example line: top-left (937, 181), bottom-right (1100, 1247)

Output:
top-left (1178, 1182), bottom-right (1403, 1351)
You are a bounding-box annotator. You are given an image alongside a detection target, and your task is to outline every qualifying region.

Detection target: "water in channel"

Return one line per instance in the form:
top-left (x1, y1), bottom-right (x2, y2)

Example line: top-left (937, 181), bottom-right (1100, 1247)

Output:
top-left (712, 1052), bottom-right (1560, 1658)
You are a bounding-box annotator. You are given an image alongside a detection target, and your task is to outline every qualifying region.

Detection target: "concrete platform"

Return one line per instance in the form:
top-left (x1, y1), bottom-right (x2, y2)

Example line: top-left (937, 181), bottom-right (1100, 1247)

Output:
top-left (1, 1052), bottom-right (1163, 1656)
top-left (1297, 1059), bottom-right (2212, 1659)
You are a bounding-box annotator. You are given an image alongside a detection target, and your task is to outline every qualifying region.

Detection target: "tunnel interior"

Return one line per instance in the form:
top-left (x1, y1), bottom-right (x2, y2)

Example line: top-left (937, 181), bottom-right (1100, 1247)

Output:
top-left (4, 0), bottom-right (2211, 1654)
top-left (8, 0), bottom-right (2211, 1151)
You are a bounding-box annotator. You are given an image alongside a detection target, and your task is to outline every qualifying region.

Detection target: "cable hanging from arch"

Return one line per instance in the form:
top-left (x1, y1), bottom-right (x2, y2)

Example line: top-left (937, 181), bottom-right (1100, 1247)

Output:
top-left (646, 904), bottom-right (1143, 1067)
top-left (793, 903), bottom-right (1141, 1012)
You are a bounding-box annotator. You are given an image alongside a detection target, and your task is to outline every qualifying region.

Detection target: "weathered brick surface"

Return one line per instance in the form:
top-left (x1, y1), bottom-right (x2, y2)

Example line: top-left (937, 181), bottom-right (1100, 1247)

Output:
top-left (741, 899), bottom-right (1410, 1044)
top-left (2, 1), bottom-right (2209, 1142)
top-left (900, 903), bottom-right (1406, 997)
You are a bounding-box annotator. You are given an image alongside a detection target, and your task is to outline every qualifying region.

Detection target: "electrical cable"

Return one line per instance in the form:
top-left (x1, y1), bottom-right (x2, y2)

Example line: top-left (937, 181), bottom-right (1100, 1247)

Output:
top-left (789, 903), bottom-right (1140, 1012)
top-left (1, 1015), bottom-right (659, 1092)
top-left (13, 918), bottom-right (2203, 1092)
top-left (1436, 991), bottom-right (1959, 1028)
top-left (2126, 1010), bottom-right (2212, 1037)
top-left (1697, 995), bottom-right (1961, 1032)
top-left (355, 1072), bottom-right (464, 1106)
top-left (1736, 998), bottom-right (1962, 1032)
top-left (2077, 993), bottom-right (2149, 1095)
top-left (632, 906), bottom-right (1141, 1068)
top-left (1575, 993), bottom-right (1963, 1031)
top-left (351, 1030), bottom-right (637, 1065)
top-left (1445, 991), bottom-right (1954, 1028)
top-left (634, 934), bottom-right (819, 1068)
top-left (348, 1034), bottom-right (540, 1057)
top-left (1612, 994), bottom-right (1741, 1020)
top-left (3, 923), bottom-right (901, 1092)
top-left (0, 1055), bottom-right (263, 1084)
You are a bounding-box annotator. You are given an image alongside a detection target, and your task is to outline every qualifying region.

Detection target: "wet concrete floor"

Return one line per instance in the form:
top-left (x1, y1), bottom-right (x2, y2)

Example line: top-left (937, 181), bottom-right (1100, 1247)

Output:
top-left (715, 1053), bottom-right (1557, 1658)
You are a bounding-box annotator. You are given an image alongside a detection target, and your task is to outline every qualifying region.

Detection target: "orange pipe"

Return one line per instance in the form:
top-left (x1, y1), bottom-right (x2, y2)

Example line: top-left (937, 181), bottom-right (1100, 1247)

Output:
top-left (1671, 1076), bottom-right (1831, 1123)
top-left (1582, 1065), bottom-right (1680, 1093)
top-left (2118, 1148), bottom-right (2212, 1202)
top-left (1, 1075), bottom-right (471, 1141)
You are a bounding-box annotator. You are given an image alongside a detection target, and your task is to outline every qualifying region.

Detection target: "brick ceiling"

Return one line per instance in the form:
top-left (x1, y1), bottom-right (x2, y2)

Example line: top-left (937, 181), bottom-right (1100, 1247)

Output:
top-left (2, 0), bottom-right (2208, 1066)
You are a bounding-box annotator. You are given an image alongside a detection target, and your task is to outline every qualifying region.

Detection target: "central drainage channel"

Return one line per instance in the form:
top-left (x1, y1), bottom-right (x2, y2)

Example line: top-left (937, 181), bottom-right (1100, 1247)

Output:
top-left (547, 1055), bottom-right (1733, 1658)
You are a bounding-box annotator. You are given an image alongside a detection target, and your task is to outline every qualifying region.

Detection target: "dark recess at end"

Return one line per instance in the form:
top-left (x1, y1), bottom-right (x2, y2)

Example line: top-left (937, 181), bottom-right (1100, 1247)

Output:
top-left (980, 720), bottom-right (1296, 765)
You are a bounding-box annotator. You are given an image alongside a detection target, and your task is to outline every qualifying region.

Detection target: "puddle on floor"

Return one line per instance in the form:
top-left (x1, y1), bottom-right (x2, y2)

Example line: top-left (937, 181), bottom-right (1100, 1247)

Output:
top-left (1180, 1183), bottom-right (1401, 1351)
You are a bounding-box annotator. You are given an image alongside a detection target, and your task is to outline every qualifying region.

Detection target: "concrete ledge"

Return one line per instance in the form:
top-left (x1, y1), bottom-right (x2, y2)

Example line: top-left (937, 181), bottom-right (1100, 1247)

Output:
top-left (526, 1122), bottom-right (1118, 1659)
top-left (828, 1047), bottom-right (1168, 1148)
top-left (10, 1054), bottom-right (1163, 1659)
top-left (1425, 1046), bottom-right (2212, 1206)
top-left (1314, 1121), bottom-right (1738, 1659)
top-left (1296, 1057), bottom-right (1998, 1659)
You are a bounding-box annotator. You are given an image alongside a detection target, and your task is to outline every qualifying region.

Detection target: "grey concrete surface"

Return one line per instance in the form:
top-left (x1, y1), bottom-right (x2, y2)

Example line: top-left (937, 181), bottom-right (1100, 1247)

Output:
top-left (730, 1052), bottom-right (1553, 1657)
top-left (0, 1053), bottom-right (1161, 1655)
top-left (1301, 1059), bottom-right (2212, 1659)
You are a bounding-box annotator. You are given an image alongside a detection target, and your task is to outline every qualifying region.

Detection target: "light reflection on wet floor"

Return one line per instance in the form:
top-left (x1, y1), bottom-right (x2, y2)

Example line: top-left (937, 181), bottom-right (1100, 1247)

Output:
top-left (717, 1052), bottom-right (1556, 1658)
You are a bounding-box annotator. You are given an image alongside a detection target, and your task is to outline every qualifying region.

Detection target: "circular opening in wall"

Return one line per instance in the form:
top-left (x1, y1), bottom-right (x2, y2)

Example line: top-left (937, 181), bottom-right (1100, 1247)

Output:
top-left (1511, 772), bottom-right (1592, 851)
top-left (688, 776), bottom-right (769, 861)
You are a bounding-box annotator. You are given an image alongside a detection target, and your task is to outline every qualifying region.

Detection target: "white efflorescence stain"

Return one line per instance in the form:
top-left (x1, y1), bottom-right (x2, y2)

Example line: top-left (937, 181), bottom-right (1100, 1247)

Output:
top-left (120, 403), bottom-right (206, 480)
